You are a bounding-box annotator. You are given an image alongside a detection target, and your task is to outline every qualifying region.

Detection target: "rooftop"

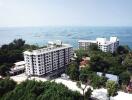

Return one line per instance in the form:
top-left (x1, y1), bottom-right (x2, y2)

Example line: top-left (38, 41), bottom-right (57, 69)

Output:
top-left (97, 72), bottom-right (119, 83)
top-left (78, 40), bottom-right (96, 43)
top-left (96, 36), bottom-right (119, 45)
top-left (14, 61), bottom-right (25, 66)
top-left (24, 41), bottom-right (72, 55)
top-left (78, 36), bottom-right (119, 45)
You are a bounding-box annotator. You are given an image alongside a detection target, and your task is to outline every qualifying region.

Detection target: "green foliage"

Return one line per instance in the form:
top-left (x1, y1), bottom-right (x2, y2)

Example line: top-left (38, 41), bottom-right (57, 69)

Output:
top-left (0, 78), bottom-right (16, 96)
top-left (84, 88), bottom-right (92, 100)
top-left (116, 45), bottom-right (129, 55)
top-left (123, 52), bottom-right (132, 68)
top-left (79, 67), bottom-right (95, 83)
top-left (0, 80), bottom-right (81, 100)
top-left (0, 39), bottom-right (39, 76)
top-left (75, 49), bottom-right (89, 62)
top-left (119, 71), bottom-right (130, 85)
top-left (76, 81), bottom-right (82, 88)
top-left (108, 64), bottom-right (126, 75)
top-left (89, 49), bottom-right (130, 75)
top-left (99, 76), bottom-right (108, 87)
top-left (66, 62), bottom-right (80, 81)
top-left (0, 64), bottom-right (11, 76)
top-left (76, 81), bottom-right (92, 100)
top-left (75, 44), bottom-right (99, 63)
top-left (90, 55), bottom-right (110, 72)
top-left (91, 74), bottom-right (107, 89)
top-left (74, 45), bottom-right (131, 91)
top-left (106, 80), bottom-right (118, 99)
top-left (79, 74), bottom-right (88, 83)
top-left (80, 67), bottom-right (107, 89)
top-left (89, 44), bottom-right (99, 51)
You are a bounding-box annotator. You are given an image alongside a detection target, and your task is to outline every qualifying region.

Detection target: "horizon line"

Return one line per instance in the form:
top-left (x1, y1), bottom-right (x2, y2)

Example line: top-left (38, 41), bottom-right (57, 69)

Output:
top-left (0, 25), bottom-right (132, 28)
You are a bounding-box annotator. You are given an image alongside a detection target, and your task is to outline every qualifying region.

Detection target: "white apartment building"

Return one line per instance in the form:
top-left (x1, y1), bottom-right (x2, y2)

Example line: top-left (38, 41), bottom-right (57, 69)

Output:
top-left (78, 36), bottom-right (119, 53)
top-left (24, 41), bottom-right (73, 76)
top-left (9, 61), bottom-right (25, 75)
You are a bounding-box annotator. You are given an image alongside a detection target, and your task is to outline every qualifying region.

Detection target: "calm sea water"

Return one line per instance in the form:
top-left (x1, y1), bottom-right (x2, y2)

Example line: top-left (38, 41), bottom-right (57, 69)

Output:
top-left (0, 26), bottom-right (132, 48)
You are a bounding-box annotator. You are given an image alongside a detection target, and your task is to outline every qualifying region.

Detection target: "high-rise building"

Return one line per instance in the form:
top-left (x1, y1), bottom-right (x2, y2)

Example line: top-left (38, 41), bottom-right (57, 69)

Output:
top-left (78, 36), bottom-right (119, 53)
top-left (24, 41), bottom-right (73, 76)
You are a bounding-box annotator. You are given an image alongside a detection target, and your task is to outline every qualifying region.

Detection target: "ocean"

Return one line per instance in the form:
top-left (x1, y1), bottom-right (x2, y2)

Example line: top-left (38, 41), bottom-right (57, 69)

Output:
top-left (0, 26), bottom-right (132, 48)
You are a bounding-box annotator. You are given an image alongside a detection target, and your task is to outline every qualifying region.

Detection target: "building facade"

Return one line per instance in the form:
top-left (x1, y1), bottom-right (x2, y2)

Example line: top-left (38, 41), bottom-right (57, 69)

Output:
top-left (78, 40), bottom-right (96, 50)
top-left (24, 41), bottom-right (73, 76)
top-left (78, 36), bottom-right (119, 53)
top-left (9, 61), bottom-right (25, 75)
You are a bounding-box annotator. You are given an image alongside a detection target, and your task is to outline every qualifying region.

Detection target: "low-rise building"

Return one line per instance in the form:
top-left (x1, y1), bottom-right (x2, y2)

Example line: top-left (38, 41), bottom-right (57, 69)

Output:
top-left (24, 41), bottom-right (73, 77)
top-left (9, 61), bottom-right (25, 75)
top-left (97, 72), bottom-right (119, 83)
top-left (78, 40), bottom-right (96, 50)
top-left (78, 36), bottom-right (119, 53)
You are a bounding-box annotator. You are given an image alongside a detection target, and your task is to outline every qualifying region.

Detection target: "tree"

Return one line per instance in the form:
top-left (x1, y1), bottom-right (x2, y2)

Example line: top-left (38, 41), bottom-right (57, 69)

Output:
top-left (66, 62), bottom-right (79, 81)
top-left (99, 76), bottom-right (108, 87)
top-left (116, 45), bottom-right (129, 55)
top-left (84, 88), bottom-right (93, 100)
top-left (12, 39), bottom-right (25, 49)
top-left (79, 67), bottom-right (108, 88)
top-left (76, 81), bottom-right (92, 100)
top-left (0, 78), bottom-right (16, 96)
top-left (119, 71), bottom-right (130, 85)
top-left (106, 80), bottom-right (118, 100)
top-left (0, 64), bottom-right (10, 76)
top-left (75, 49), bottom-right (89, 62)
top-left (89, 44), bottom-right (99, 51)
top-left (123, 52), bottom-right (132, 69)
top-left (0, 39), bottom-right (39, 76)
top-left (91, 74), bottom-right (103, 89)
top-left (0, 80), bottom-right (81, 100)
top-left (90, 55), bottom-right (110, 72)
top-left (79, 66), bottom-right (93, 83)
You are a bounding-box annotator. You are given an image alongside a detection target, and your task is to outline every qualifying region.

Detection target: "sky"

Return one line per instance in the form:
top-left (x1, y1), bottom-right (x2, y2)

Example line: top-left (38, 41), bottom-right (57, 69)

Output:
top-left (0, 0), bottom-right (132, 27)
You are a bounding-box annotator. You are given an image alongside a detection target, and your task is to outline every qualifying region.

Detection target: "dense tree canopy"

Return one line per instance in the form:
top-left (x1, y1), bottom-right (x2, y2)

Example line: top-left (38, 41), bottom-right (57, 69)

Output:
top-left (0, 39), bottom-right (39, 64)
top-left (0, 64), bottom-right (11, 76)
top-left (75, 49), bottom-right (89, 62)
top-left (79, 66), bottom-right (108, 89)
top-left (119, 71), bottom-right (131, 85)
top-left (0, 39), bottom-right (39, 76)
top-left (75, 45), bottom-right (132, 88)
top-left (66, 62), bottom-right (80, 81)
top-left (90, 55), bottom-right (110, 72)
top-left (89, 44), bottom-right (99, 51)
top-left (88, 49), bottom-right (129, 75)
top-left (79, 67), bottom-right (95, 83)
top-left (0, 80), bottom-right (81, 100)
top-left (0, 78), bottom-right (16, 96)
top-left (123, 52), bottom-right (132, 68)
top-left (116, 45), bottom-right (129, 55)
top-left (90, 74), bottom-right (107, 89)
